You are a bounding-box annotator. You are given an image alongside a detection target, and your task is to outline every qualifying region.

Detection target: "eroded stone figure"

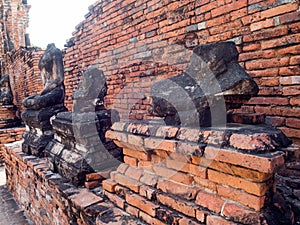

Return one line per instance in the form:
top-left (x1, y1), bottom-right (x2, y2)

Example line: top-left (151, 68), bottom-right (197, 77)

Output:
top-left (151, 42), bottom-right (258, 127)
top-left (23, 43), bottom-right (65, 110)
top-left (46, 67), bottom-right (121, 185)
top-left (22, 43), bottom-right (66, 157)
top-left (0, 74), bottom-right (13, 105)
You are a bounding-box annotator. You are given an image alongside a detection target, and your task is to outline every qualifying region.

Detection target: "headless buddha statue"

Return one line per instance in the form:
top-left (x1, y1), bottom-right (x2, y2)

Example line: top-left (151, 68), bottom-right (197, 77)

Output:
top-left (23, 43), bottom-right (65, 110)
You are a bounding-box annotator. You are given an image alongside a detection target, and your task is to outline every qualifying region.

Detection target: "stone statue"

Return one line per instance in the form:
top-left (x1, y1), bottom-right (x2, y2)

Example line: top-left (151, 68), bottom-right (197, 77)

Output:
top-left (22, 43), bottom-right (67, 157)
top-left (0, 74), bottom-right (13, 105)
top-left (23, 43), bottom-right (65, 110)
top-left (46, 67), bottom-right (121, 185)
top-left (151, 42), bottom-right (258, 127)
top-left (73, 67), bottom-right (108, 112)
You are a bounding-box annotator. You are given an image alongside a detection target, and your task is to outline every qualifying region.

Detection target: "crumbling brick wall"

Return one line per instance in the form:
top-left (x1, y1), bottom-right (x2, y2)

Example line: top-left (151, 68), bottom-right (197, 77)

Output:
top-left (0, 0), bottom-right (30, 62)
top-left (63, 0), bottom-right (300, 145)
top-left (5, 48), bottom-right (44, 116)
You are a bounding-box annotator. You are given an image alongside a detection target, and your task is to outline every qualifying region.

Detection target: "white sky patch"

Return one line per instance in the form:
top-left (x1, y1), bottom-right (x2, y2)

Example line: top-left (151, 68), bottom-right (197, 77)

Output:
top-left (27, 0), bottom-right (96, 49)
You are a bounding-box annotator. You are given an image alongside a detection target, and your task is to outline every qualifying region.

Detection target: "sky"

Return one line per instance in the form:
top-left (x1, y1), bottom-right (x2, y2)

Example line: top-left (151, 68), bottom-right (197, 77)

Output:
top-left (27, 0), bottom-right (96, 49)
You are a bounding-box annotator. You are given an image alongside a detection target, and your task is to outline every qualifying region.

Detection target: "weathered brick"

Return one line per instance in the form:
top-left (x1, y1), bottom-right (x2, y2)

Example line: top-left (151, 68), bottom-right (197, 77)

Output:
top-left (206, 215), bottom-right (236, 225)
top-left (217, 185), bottom-right (266, 210)
top-left (208, 161), bottom-right (272, 182)
top-left (261, 3), bottom-right (299, 19)
top-left (102, 179), bottom-right (117, 193)
top-left (125, 166), bottom-right (144, 180)
top-left (204, 146), bottom-right (285, 173)
top-left (157, 179), bottom-right (200, 200)
top-left (208, 169), bottom-right (268, 196)
top-left (153, 166), bottom-right (194, 185)
top-left (104, 190), bottom-right (125, 209)
top-left (195, 190), bottom-right (225, 213)
top-left (157, 193), bottom-right (196, 217)
top-left (124, 156), bottom-right (139, 167)
top-left (144, 138), bottom-right (177, 152)
top-left (126, 192), bottom-right (159, 217)
top-left (113, 173), bottom-right (141, 193)
top-left (222, 203), bottom-right (263, 224)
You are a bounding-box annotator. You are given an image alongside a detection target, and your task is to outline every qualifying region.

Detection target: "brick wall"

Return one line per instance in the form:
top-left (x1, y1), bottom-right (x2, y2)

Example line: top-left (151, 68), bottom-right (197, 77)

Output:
top-left (4, 142), bottom-right (146, 225)
top-left (62, 0), bottom-right (300, 144)
top-left (5, 48), bottom-right (44, 116)
top-left (0, 127), bottom-right (24, 165)
top-left (0, 0), bottom-right (30, 63)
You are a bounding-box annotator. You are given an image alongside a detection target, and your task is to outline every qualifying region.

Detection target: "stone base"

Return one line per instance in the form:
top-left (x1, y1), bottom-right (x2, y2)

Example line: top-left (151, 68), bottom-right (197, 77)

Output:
top-left (4, 142), bottom-right (144, 225)
top-left (22, 131), bottom-right (53, 157)
top-left (21, 104), bottom-right (67, 131)
top-left (45, 110), bottom-right (122, 186)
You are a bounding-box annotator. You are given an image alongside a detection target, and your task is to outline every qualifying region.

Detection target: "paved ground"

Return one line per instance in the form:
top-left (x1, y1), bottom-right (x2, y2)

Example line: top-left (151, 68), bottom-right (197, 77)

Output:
top-left (0, 167), bottom-right (33, 225)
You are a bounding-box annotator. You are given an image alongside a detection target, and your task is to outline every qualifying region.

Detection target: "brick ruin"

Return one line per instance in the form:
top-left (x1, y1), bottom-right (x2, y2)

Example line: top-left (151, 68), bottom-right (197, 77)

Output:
top-left (0, 0), bottom-right (300, 224)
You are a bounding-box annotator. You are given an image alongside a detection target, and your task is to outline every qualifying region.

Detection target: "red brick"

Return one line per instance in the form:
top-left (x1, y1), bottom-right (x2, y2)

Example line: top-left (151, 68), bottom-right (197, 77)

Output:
top-left (85, 180), bottom-right (100, 189)
top-left (125, 204), bottom-right (139, 218)
top-left (280, 127), bottom-right (300, 139)
top-left (157, 179), bottom-right (200, 200)
top-left (117, 163), bottom-right (129, 174)
top-left (208, 161), bottom-right (272, 182)
top-left (280, 66), bottom-right (300, 76)
top-left (123, 148), bottom-right (151, 161)
top-left (206, 215), bottom-right (236, 225)
top-left (178, 218), bottom-right (200, 225)
top-left (248, 97), bottom-right (289, 106)
top-left (280, 11), bottom-right (300, 24)
top-left (283, 86), bottom-right (300, 96)
top-left (166, 159), bottom-right (207, 178)
top-left (195, 190), bottom-right (225, 213)
top-left (217, 185), bottom-right (266, 210)
top-left (250, 19), bottom-right (274, 31)
top-left (255, 106), bottom-right (300, 117)
top-left (139, 211), bottom-right (165, 225)
top-left (126, 192), bottom-right (159, 217)
top-left (124, 156), bottom-right (138, 167)
top-left (278, 44), bottom-right (300, 56)
top-left (242, 43), bottom-right (261, 52)
top-left (157, 193), bottom-right (196, 217)
top-left (70, 190), bottom-right (103, 209)
top-left (280, 76), bottom-right (300, 85)
top-left (204, 146), bottom-right (285, 173)
top-left (248, 68), bottom-right (278, 77)
top-left (193, 176), bottom-right (217, 191)
top-left (208, 169), bottom-right (268, 196)
top-left (261, 3), bottom-right (299, 19)
top-left (222, 203), bottom-right (263, 224)
top-left (195, 209), bottom-right (206, 223)
top-left (102, 179), bottom-right (117, 193)
top-left (125, 166), bottom-right (144, 180)
top-left (86, 172), bottom-right (103, 181)
top-left (290, 97), bottom-right (300, 106)
top-left (245, 57), bottom-right (289, 70)
top-left (211, 0), bottom-right (247, 17)
top-left (144, 138), bottom-right (177, 152)
top-left (104, 190), bottom-right (125, 209)
top-left (243, 26), bottom-right (288, 42)
top-left (153, 166), bottom-right (194, 185)
top-left (140, 172), bottom-right (158, 187)
top-left (113, 173), bottom-right (141, 193)
top-left (261, 33), bottom-right (300, 49)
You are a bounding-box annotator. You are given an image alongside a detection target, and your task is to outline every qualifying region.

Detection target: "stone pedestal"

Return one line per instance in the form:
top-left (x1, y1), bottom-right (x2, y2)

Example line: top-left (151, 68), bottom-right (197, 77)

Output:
top-left (104, 121), bottom-right (293, 224)
top-left (21, 104), bottom-right (66, 157)
top-left (46, 110), bottom-right (122, 186)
